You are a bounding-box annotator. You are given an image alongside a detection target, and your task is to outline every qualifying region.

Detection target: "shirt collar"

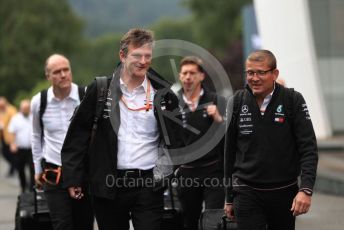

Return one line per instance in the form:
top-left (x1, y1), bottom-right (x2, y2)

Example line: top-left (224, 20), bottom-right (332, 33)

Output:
top-left (120, 75), bottom-right (149, 94)
top-left (267, 82), bottom-right (276, 99)
top-left (182, 88), bottom-right (204, 107)
top-left (260, 82), bottom-right (276, 113)
top-left (47, 83), bottom-right (79, 102)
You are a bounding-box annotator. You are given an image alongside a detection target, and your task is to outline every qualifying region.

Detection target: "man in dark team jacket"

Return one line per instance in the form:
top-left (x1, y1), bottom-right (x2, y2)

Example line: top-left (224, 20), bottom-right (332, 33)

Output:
top-left (175, 56), bottom-right (225, 230)
top-left (61, 29), bottom-right (178, 230)
top-left (224, 50), bottom-right (318, 230)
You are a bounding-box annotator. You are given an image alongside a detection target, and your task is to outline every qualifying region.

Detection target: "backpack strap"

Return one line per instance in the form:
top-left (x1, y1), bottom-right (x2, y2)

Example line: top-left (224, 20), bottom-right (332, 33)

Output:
top-left (78, 86), bottom-right (86, 101)
top-left (39, 90), bottom-right (48, 141)
top-left (284, 87), bottom-right (295, 123)
top-left (233, 90), bottom-right (244, 120)
top-left (224, 89), bottom-right (245, 203)
top-left (283, 87), bottom-right (296, 142)
top-left (90, 76), bottom-right (109, 143)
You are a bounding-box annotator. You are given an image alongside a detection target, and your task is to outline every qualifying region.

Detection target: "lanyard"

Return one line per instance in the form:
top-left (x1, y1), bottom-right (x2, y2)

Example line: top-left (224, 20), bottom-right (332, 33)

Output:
top-left (121, 79), bottom-right (152, 112)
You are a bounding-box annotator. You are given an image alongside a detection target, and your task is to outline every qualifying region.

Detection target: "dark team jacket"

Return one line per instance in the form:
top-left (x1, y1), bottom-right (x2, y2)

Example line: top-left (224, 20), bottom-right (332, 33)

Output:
top-left (176, 88), bottom-right (225, 168)
top-left (61, 64), bottom-right (179, 199)
top-left (226, 83), bottom-right (318, 202)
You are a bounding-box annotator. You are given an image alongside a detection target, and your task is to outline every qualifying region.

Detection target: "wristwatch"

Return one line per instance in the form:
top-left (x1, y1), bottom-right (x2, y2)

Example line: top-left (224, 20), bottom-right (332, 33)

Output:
top-left (300, 188), bottom-right (313, 196)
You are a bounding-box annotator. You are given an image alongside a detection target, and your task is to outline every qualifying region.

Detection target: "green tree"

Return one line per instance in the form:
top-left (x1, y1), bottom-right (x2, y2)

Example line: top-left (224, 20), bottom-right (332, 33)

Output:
top-left (70, 33), bottom-right (122, 86)
top-left (183, 0), bottom-right (253, 89)
top-left (184, 0), bottom-right (252, 56)
top-left (68, 0), bottom-right (189, 37)
top-left (150, 17), bottom-right (196, 82)
top-left (0, 0), bottom-right (83, 101)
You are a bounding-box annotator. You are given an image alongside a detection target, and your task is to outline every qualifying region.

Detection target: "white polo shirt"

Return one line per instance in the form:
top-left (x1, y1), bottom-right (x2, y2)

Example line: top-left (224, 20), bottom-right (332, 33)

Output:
top-left (8, 113), bottom-right (32, 149)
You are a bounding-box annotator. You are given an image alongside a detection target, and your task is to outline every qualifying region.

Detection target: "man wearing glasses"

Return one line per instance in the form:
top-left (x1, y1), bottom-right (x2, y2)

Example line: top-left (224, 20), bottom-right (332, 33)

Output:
top-left (224, 50), bottom-right (318, 230)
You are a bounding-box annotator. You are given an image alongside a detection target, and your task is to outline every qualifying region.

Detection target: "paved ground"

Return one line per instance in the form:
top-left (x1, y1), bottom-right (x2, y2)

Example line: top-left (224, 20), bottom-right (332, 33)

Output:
top-left (1, 144), bottom-right (344, 229)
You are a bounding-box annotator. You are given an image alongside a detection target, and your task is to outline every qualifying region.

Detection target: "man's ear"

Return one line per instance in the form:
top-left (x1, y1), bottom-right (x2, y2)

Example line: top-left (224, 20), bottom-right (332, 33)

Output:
top-left (119, 50), bottom-right (126, 63)
top-left (272, 69), bottom-right (279, 81)
top-left (179, 72), bottom-right (183, 82)
top-left (45, 73), bottom-right (50, 81)
top-left (200, 72), bottom-right (205, 82)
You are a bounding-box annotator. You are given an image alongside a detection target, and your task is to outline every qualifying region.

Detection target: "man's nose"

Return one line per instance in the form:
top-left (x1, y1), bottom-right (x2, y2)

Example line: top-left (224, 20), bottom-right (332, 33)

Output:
top-left (185, 73), bottom-right (192, 79)
top-left (251, 74), bottom-right (260, 81)
top-left (139, 56), bottom-right (149, 63)
top-left (60, 70), bottom-right (66, 77)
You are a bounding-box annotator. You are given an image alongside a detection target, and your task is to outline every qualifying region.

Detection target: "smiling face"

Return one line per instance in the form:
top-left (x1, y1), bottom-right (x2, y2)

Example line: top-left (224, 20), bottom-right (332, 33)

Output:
top-left (245, 51), bottom-right (279, 99)
top-left (45, 55), bottom-right (72, 91)
top-left (120, 43), bottom-right (153, 80)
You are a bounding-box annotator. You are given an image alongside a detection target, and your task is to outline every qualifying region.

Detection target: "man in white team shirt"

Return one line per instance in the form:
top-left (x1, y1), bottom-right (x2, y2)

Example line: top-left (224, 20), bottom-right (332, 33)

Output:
top-left (8, 99), bottom-right (34, 193)
top-left (31, 54), bottom-right (93, 230)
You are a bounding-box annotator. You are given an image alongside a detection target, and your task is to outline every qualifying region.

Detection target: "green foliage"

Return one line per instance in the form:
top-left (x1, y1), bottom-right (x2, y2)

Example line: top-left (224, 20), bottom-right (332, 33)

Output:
top-left (1, 0), bottom-right (252, 102)
top-left (14, 80), bottom-right (50, 107)
top-left (152, 17), bottom-right (195, 41)
top-left (70, 33), bottom-right (122, 86)
top-left (150, 17), bottom-right (196, 83)
top-left (68, 0), bottom-right (190, 37)
top-left (183, 0), bottom-right (252, 57)
top-left (0, 0), bottom-right (83, 101)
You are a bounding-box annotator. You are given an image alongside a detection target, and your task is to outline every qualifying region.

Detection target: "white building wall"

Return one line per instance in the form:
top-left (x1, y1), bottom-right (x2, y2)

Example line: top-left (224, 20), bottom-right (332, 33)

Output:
top-left (253, 0), bottom-right (332, 138)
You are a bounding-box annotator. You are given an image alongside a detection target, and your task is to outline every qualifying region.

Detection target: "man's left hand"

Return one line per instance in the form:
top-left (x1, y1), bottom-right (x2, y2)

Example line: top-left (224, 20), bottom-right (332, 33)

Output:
top-left (207, 105), bottom-right (223, 123)
top-left (291, 191), bottom-right (312, 216)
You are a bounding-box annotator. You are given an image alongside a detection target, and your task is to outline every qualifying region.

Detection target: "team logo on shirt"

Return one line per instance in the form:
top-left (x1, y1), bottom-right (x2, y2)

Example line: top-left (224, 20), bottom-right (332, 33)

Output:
top-left (274, 104), bottom-right (285, 123)
top-left (274, 117), bottom-right (285, 123)
top-left (241, 105), bottom-right (249, 113)
top-left (276, 105), bottom-right (283, 113)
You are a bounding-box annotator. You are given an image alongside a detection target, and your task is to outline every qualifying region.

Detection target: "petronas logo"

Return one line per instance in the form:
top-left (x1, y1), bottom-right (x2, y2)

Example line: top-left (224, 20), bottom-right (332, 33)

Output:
top-left (277, 105), bottom-right (283, 113)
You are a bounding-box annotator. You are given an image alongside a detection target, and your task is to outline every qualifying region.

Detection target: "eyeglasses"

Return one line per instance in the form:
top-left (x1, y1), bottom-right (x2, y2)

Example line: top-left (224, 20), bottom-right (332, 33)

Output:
top-left (245, 68), bottom-right (275, 78)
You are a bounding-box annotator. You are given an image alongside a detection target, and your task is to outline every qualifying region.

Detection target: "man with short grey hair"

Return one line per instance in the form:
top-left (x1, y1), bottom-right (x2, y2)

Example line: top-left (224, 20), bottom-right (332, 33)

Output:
top-left (31, 54), bottom-right (93, 230)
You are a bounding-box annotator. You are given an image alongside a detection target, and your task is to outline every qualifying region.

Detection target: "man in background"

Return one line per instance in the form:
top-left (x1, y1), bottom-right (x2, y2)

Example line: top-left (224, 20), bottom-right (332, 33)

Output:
top-left (175, 56), bottom-right (225, 230)
top-left (0, 96), bottom-right (17, 177)
top-left (31, 54), bottom-right (93, 230)
top-left (8, 99), bottom-right (34, 193)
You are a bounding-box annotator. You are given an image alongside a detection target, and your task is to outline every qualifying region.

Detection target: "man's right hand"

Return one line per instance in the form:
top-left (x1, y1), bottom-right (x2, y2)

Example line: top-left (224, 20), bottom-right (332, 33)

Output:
top-left (224, 203), bottom-right (235, 220)
top-left (68, 187), bottom-right (84, 200)
top-left (34, 173), bottom-right (44, 190)
top-left (9, 143), bottom-right (18, 154)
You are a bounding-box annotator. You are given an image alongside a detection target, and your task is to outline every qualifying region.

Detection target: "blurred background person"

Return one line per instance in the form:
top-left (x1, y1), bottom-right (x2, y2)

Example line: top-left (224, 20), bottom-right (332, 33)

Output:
top-left (0, 96), bottom-right (17, 177)
top-left (8, 99), bottom-right (34, 193)
top-left (175, 56), bottom-right (225, 230)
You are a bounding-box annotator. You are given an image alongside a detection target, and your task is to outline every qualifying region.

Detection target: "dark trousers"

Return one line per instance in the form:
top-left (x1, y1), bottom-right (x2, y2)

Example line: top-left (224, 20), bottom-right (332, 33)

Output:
top-left (93, 186), bottom-right (164, 230)
top-left (13, 148), bottom-right (34, 193)
top-left (1, 138), bottom-right (15, 175)
top-left (42, 162), bottom-right (94, 230)
top-left (177, 165), bottom-right (225, 230)
top-left (233, 184), bottom-right (298, 230)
